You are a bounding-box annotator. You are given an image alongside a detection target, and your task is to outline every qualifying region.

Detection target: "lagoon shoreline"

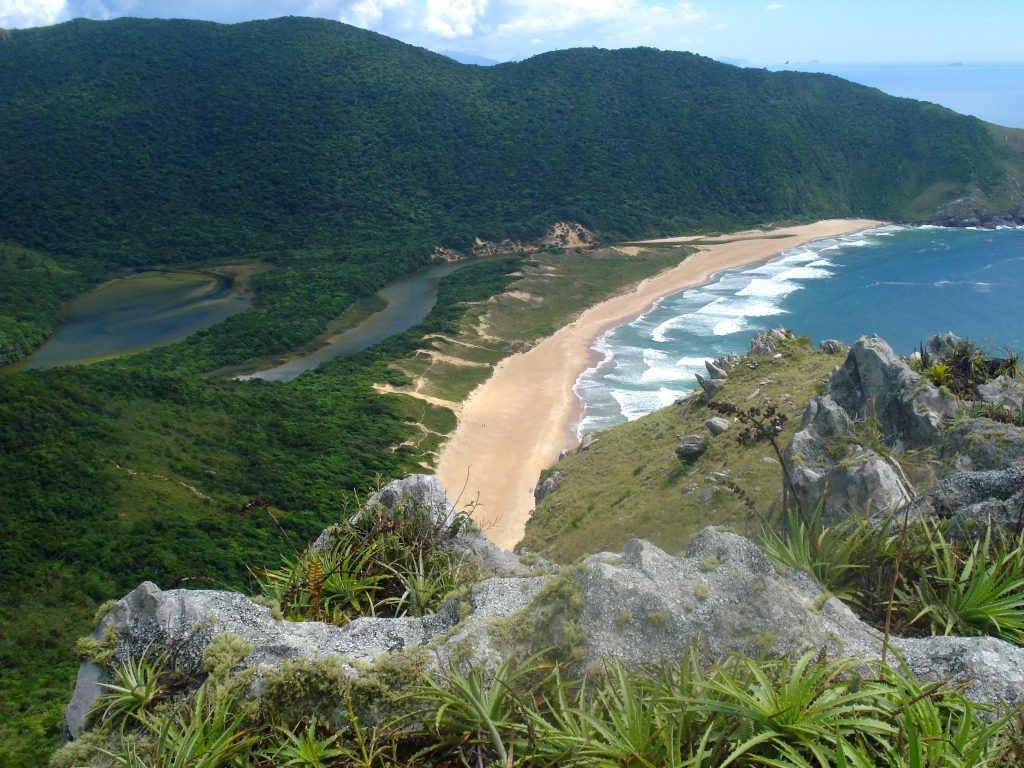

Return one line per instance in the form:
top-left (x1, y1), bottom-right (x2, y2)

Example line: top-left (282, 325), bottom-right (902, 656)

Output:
top-left (435, 219), bottom-right (883, 549)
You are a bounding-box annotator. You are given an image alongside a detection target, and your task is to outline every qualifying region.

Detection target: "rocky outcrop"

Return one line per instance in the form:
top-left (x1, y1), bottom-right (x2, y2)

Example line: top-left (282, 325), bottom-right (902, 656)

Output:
top-left (820, 339), bottom-right (848, 354)
top-left (694, 372), bottom-right (722, 396)
top-left (978, 375), bottom-right (1024, 414)
top-left (902, 464), bottom-right (1024, 531)
top-left (786, 333), bottom-right (1024, 525)
top-left (66, 525), bottom-right (1024, 739)
top-left (786, 395), bottom-right (911, 521)
top-left (749, 327), bottom-right (793, 356)
top-left (827, 334), bottom-right (956, 447)
top-left (534, 470), bottom-right (564, 505)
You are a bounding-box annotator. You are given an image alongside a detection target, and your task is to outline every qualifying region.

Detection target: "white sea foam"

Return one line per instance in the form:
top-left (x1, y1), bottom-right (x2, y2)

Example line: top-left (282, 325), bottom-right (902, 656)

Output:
top-left (676, 355), bottom-right (712, 367)
top-left (609, 388), bottom-right (668, 421)
top-left (713, 318), bottom-right (744, 335)
top-left (736, 278), bottom-right (800, 298)
top-left (774, 266), bottom-right (834, 281)
top-left (807, 259), bottom-right (836, 268)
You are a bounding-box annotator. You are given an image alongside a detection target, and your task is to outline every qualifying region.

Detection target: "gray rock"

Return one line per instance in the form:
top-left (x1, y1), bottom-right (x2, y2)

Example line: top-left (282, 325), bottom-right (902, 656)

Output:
top-left (786, 395), bottom-right (911, 522)
top-left (944, 418), bottom-right (1024, 472)
top-left (64, 663), bottom-right (103, 740)
top-left (890, 635), bottom-right (1024, 707)
top-left (534, 470), bottom-right (564, 505)
top-left (578, 432), bottom-right (600, 452)
top-left (901, 464), bottom-right (1024, 531)
top-left (576, 529), bottom-right (1024, 706)
top-left (978, 375), bottom-right (1024, 413)
top-left (694, 373), bottom-right (722, 396)
top-left (749, 327), bottom-right (793, 356)
top-left (828, 335), bottom-right (957, 447)
top-left (65, 527), bottom-right (1024, 738)
top-left (925, 331), bottom-right (964, 362)
top-left (63, 575), bottom-right (548, 740)
top-left (705, 360), bottom-right (729, 381)
top-left (676, 434), bottom-right (707, 462)
top-left (704, 416), bottom-right (730, 436)
top-left (820, 339), bottom-right (848, 354)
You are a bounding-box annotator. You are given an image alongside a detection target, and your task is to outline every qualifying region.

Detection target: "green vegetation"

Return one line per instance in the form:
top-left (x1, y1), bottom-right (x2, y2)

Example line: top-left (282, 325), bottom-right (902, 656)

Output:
top-left (0, 260), bottom-right (519, 766)
top-left (391, 245), bottom-right (690, 403)
top-left (3, 17), bottom-right (1018, 284)
top-left (4, 15), bottom-right (1024, 763)
top-left (521, 336), bottom-right (835, 561)
top-left (63, 642), bottom-right (1024, 767)
top-left (0, 242), bottom-right (94, 365)
top-left (256, 489), bottom-right (477, 624)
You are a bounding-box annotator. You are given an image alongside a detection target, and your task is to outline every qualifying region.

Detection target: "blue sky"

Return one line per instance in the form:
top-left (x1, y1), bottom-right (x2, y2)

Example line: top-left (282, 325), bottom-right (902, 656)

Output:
top-left (1, 0), bottom-right (1021, 64)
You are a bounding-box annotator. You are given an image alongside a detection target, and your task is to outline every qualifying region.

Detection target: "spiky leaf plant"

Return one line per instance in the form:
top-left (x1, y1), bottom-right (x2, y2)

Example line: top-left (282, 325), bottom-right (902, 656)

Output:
top-left (899, 523), bottom-right (1024, 643)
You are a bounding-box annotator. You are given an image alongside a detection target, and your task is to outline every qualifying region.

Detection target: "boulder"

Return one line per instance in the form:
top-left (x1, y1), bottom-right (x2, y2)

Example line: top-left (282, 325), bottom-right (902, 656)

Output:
top-left (819, 339), bottom-right (848, 354)
top-left (578, 432), bottom-right (600, 452)
top-left (705, 360), bottom-right (729, 381)
top-left (901, 464), bottom-right (1024, 531)
top-left (944, 418), bottom-right (1024, 472)
top-left (313, 474), bottom-right (527, 577)
top-left (704, 416), bottom-right (730, 436)
top-left (694, 373), bottom-right (722, 396)
top-left (676, 434), bottom-right (707, 462)
top-left (827, 334), bottom-right (957, 447)
top-left (575, 529), bottom-right (1024, 705)
top-left (785, 395), bottom-right (911, 522)
top-left (924, 331), bottom-right (964, 362)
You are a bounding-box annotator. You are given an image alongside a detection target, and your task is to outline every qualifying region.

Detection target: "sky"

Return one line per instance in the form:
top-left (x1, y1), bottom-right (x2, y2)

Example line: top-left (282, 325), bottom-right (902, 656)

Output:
top-left (1, 0), bottom-right (1022, 65)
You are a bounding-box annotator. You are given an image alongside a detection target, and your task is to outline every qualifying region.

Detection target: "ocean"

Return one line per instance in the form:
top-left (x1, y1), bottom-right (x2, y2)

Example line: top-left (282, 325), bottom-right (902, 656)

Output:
top-left (574, 226), bottom-right (1024, 437)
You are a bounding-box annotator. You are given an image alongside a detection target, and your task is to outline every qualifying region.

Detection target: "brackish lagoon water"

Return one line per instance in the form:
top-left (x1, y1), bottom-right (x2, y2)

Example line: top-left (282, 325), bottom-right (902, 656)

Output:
top-left (15, 270), bottom-right (249, 370)
top-left (574, 226), bottom-right (1024, 436)
top-left (244, 260), bottom-right (471, 382)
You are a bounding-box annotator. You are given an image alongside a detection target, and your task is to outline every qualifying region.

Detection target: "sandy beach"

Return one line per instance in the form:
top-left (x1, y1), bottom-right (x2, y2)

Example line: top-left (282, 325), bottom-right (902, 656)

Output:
top-left (436, 219), bottom-right (882, 549)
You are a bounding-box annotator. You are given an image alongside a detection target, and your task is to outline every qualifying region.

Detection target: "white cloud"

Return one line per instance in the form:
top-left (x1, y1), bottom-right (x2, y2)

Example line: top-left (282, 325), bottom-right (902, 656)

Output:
top-left (424, 0), bottom-right (486, 37)
top-left (765, 3), bottom-right (784, 9)
top-left (0, 0), bottom-right (69, 27)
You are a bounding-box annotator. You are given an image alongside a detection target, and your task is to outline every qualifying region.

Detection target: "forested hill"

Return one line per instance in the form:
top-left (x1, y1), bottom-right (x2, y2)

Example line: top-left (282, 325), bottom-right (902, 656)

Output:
top-left (1, 16), bottom-right (1020, 270)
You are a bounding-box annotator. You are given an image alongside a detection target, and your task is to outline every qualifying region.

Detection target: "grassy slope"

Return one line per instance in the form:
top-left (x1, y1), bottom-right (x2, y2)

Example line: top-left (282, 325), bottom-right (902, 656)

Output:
top-left (388, 244), bottom-right (693, 418)
top-left (520, 337), bottom-right (839, 562)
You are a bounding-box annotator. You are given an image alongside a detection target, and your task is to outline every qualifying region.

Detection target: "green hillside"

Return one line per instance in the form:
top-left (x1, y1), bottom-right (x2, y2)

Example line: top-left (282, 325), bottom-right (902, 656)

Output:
top-left (2, 16), bottom-right (1024, 764)
top-left (1, 16), bottom-right (1019, 274)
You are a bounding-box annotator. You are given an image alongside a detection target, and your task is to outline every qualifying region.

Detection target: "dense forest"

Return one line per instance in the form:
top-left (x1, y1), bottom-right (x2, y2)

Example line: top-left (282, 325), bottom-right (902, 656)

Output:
top-left (1, 15), bottom-right (1023, 765)
top-left (1, 15), bottom-right (1020, 275)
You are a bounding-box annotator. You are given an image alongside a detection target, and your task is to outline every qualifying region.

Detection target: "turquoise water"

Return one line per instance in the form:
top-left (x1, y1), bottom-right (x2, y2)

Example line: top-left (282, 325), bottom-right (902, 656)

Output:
top-left (574, 226), bottom-right (1024, 436)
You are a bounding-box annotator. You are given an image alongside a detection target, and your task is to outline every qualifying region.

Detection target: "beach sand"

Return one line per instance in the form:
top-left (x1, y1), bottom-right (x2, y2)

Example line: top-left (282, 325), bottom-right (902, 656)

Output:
top-left (435, 219), bottom-right (883, 549)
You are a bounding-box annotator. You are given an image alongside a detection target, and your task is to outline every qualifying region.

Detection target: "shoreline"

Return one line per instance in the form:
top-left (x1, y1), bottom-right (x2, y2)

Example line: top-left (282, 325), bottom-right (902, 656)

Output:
top-left (435, 219), bottom-right (883, 549)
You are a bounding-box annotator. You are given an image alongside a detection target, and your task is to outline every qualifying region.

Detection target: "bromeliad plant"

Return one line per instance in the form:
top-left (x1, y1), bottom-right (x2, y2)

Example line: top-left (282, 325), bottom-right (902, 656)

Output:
top-left (897, 523), bottom-right (1024, 643)
top-left (256, 492), bottom-right (475, 625)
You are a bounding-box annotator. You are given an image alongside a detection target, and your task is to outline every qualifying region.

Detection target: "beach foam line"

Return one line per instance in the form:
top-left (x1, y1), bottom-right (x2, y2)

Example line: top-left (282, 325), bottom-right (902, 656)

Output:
top-left (435, 219), bottom-right (884, 549)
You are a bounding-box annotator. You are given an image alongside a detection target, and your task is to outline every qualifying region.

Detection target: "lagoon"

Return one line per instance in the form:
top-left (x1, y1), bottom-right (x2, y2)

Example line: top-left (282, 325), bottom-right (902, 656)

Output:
top-left (14, 269), bottom-right (251, 370)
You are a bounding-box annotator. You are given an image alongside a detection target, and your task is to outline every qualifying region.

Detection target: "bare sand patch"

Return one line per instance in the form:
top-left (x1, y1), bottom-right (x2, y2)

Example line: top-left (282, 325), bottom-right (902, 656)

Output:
top-left (436, 219), bottom-right (883, 549)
